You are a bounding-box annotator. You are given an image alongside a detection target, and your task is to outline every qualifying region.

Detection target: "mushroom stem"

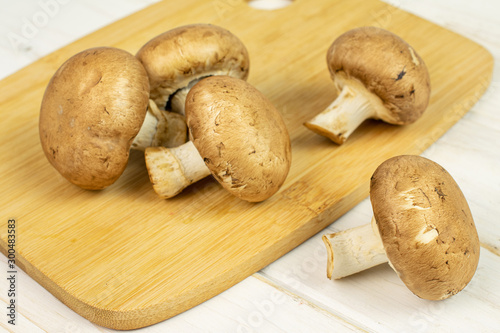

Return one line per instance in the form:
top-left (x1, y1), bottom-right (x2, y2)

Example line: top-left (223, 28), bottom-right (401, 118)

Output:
top-left (322, 218), bottom-right (388, 279)
top-left (145, 140), bottom-right (211, 198)
top-left (131, 99), bottom-right (187, 151)
top-left (304, 82), bottom-right (378, 144)
top-left (169, 76), bottom-right (210, 115)
top-left (170, 87), bottom-right (189, 115)
top-left (131, 108), bottom-right (161, 150)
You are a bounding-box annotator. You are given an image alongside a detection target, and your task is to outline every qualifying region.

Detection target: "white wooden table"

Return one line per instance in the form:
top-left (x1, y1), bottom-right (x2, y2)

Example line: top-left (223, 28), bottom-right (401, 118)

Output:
top-left (1, 0), bottom-right (499, 332)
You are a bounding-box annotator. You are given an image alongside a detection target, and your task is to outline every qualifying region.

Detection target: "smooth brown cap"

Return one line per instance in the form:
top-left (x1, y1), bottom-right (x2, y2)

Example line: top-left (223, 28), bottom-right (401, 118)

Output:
top-left (136, 24), bottom-right (250, 109)
top-left (39, 47), bottom-right (150, 190)
top-left (185, 76), bottom-right (291, 202)
top-left (370, 155), bottom-right (479, 300)
top-left (327, 26), bottom-right (431, 124)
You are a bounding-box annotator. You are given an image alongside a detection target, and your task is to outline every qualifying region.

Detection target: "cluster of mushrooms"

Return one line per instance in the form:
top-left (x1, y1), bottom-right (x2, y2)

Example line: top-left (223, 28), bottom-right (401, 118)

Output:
top-left (39, 25), bottom-right (480, 299)
top-left (39, 24), bottom-right (291, 203)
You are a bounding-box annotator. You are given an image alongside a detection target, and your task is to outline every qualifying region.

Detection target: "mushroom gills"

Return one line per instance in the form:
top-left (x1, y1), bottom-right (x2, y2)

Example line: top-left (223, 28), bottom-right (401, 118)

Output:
top-left (145, 140), bottom-right (211, 199)
top-left (304, 77), bottom-right (383, 144)
top-left (324, 155), bottom-right (480, 300)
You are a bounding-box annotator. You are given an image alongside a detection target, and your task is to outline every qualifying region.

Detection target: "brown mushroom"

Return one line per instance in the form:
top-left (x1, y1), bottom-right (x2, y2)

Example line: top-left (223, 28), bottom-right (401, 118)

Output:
top-left (305, 27), bottom-right (431, 144)
top-left (322, 155), bottom-right (480, 300)
top-left (136, 23), bottom-right (250, 115)
top-left (39, 47), bottom-right (183, 190)
top-left (145, 76), bottom-right (291, 202)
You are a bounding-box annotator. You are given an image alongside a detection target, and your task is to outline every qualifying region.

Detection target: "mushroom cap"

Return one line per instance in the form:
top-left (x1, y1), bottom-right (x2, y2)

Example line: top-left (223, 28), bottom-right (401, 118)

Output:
top-left (370, 155), bottom-right (480, 300)
top-left (136, 23), bottom-right (250, 109)
top-left (185, 76), bottom-right (291, 202)
top-left (39, 47), bottom-right (150, 190)
top-left (327, 26), bottom-right (431, 125)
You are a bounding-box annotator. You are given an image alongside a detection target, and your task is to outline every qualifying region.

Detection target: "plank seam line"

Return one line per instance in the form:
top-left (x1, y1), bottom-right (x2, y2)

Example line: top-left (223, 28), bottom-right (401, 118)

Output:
top-left (252, 272), bottom-right (369, 332)
top-left (480, 242), bottom-right (500, 257)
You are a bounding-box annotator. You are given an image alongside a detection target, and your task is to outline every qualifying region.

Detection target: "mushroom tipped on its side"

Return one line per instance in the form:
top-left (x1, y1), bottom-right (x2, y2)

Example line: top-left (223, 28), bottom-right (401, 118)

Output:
top-left (136, 24), bottom-right (250, 115)
top-left (145, 76), bottom-right (292, 202)
top-left (305, 26), bottom-right (431, 144)
top-left (39, 47), bottom-right (150, 190)
top-left (323, 155), bottom-right (480, 300)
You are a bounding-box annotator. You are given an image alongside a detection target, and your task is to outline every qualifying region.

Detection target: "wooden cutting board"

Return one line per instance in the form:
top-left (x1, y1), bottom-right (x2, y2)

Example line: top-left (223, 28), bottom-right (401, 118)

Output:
top-left (0, 0), bottom-right (493, 329)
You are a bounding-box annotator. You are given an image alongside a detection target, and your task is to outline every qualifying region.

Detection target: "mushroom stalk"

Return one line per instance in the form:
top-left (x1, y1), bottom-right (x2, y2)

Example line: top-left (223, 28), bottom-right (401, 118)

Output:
top-left (145, 141), bottom-right (211, 198)
top-left (131, 99), bottom-right (187, 151)
top-left (169, 76), bottom-right (211, 115)
top-left (322, 218), bottom-right (388, 279)
top-left (305, 83), bottom-right (377, 144)
top-left (169, 87), bottom-right (189, 115)
top-left (131, 108), bottom-right (161, 150)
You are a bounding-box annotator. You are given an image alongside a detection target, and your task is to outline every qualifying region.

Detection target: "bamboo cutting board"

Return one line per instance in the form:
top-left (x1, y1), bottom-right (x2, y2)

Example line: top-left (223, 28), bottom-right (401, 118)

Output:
top-left (0, 0), bottom-right (494, 329)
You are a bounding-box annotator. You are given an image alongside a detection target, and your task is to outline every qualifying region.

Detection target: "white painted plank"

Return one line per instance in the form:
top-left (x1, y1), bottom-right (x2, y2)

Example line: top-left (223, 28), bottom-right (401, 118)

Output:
top-left (384, 0), bottom-right (500, 52)
top-left (148, 276), bottom-right (362, 333)
top-left (0, 298), bottom-right (44, 333)
top-left (0, 0), bottom-right (161, 78)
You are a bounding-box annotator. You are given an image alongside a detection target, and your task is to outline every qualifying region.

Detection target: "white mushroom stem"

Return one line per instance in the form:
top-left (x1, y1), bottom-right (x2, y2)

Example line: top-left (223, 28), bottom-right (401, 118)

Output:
top-left (304, 81), bottom-right (378, 145)
top-left (131, 99), bottom-right (187, 151)
top-left (170, 87), bottom-right (189, 115)
top-left (145, 141), bottom-right (211, 199)
top-left (322, 218), bottom-right (388, 279)
top-left (169, 76), bottom-right (212, 115)
top-left (131, 108), bottom-right (161, 150)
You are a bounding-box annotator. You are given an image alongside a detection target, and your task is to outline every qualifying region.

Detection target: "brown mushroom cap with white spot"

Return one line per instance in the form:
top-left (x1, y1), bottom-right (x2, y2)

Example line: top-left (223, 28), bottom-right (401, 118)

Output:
top-left (370, 155), bottom-right (480, 300)
top-left (39, 47), bottom-right (150, 190)
top-left (185, 76), bottom-right (291, 202)
top-left (327, 26), bottom-right (431, 124)
top-left (136, 24), bottom-right (249, 112)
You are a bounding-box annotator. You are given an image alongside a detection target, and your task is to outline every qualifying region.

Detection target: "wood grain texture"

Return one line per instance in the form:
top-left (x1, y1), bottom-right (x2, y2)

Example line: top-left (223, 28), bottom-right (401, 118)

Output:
top-left (0, 0), bottom-right (494, 329)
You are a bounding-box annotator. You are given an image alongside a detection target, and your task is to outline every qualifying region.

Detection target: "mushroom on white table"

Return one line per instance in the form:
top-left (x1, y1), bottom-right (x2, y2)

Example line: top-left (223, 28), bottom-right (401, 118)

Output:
top-left (323, 155), bottom-right (480, 300)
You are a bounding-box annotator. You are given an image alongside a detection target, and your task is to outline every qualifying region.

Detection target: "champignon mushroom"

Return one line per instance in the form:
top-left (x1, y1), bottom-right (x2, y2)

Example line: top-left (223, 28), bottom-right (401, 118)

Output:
top-left (322, 155), bottom-right (480, 300)
top-left (145, 75), bottom-right (291, 202)
top-left (39, 47), bottom-right (185, 190)
top-left (305, 27), bottom-right (431, 144)
top-left (136, 23), bottom-right (250, 115)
